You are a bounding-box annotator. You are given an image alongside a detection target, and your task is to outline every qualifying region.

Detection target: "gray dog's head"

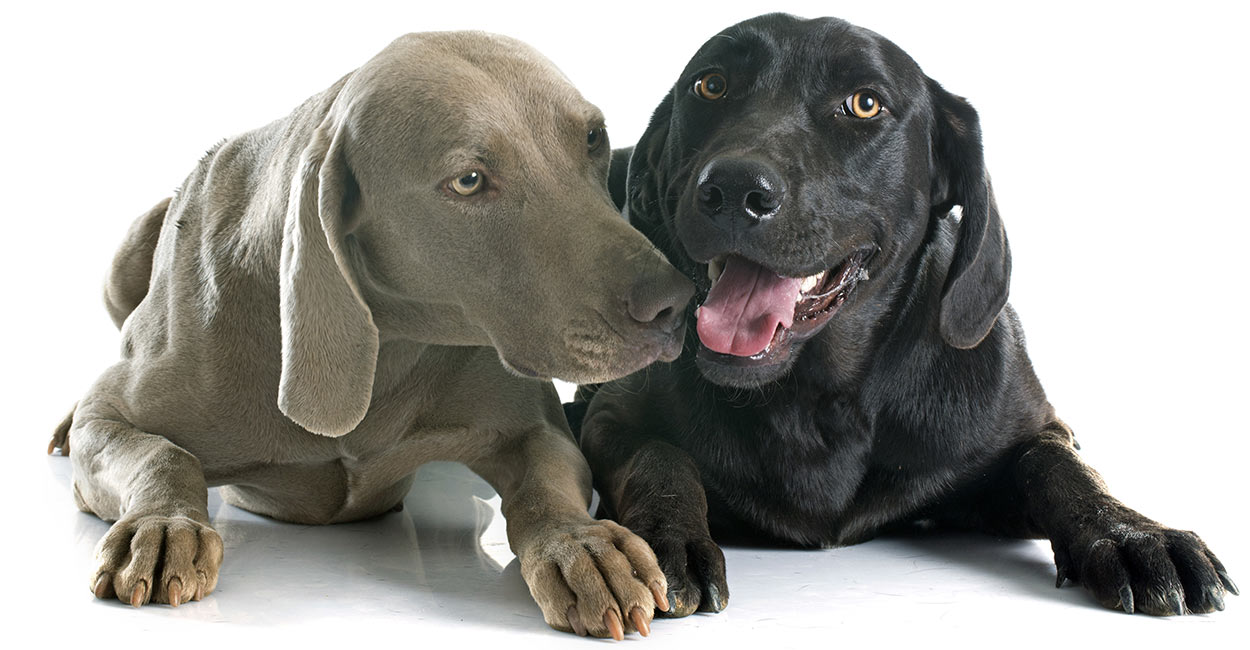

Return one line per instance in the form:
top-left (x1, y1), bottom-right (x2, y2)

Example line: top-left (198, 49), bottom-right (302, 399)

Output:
top-left (278, 32), bottom-right (692, 435)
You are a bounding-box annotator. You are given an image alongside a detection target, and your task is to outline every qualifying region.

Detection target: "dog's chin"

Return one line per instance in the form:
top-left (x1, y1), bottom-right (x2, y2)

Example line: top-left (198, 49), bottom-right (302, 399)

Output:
top-left (695, 339), bottom-right (803, 388)
top-left (500, 324), bottom-right (687, 384)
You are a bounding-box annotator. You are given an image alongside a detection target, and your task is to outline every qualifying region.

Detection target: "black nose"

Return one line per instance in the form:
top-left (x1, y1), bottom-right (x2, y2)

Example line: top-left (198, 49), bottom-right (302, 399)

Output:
top-left (695, 157), bottom-right (786, 227)
top-left (626, 260), bottom-right (695, 332)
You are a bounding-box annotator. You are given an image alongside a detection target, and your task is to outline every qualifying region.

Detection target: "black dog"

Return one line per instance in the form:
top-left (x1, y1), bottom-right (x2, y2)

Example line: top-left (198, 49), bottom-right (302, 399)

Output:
top-left (573, 14), bottom-right (1236, 617)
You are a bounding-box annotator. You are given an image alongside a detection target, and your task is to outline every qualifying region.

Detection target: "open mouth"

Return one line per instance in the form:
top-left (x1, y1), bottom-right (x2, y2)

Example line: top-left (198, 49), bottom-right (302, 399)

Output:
top-left (695, 247), bottom-right (875, 364)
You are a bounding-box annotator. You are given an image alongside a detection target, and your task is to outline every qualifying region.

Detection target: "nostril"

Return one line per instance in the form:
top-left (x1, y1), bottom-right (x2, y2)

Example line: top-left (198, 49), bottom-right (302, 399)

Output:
top-left (744, 190), bottom-right (778, 218)
top-left (698, 184), bottom-right (724, 214)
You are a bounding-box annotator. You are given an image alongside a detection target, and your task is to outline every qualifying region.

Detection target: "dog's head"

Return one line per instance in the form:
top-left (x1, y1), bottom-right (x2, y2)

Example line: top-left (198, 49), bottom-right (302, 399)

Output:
top-left (277, 32), bottom-right (692, 436)
top-left (627, 14), bottom-right (1009, 388)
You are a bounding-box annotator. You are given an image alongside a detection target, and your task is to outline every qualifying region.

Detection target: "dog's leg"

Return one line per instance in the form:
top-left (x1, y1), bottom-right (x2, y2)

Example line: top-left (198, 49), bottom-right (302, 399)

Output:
top-left (468, 427), bottom-right (668, 639)
top-left (578, 393), bottom-right (728, 618)
top-left (70, 413), bottom-right (223, 607)
top-left (959, 423), bottom-right (1236, 615)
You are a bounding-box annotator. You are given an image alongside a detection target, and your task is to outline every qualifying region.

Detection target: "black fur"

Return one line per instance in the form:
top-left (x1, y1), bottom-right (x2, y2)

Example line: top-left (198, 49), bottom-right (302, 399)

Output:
top-left (574, 14), bottom-right (1235, 618)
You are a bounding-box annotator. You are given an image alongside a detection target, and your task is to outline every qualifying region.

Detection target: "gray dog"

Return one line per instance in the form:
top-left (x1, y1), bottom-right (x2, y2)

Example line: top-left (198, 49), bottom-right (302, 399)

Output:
top-left (47, 31), bottom-right (693, 640)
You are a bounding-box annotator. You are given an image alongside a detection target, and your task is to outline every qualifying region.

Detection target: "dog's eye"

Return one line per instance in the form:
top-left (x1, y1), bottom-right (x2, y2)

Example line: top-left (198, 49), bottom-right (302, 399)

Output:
top-left (843, 90), bottom-right (883, 119)
top-left (449, 171), bottom-right (484, 196)
top-left (695, 72), bottom-right (728, 101)
top-left (587, 127), bottom-right (606, 152)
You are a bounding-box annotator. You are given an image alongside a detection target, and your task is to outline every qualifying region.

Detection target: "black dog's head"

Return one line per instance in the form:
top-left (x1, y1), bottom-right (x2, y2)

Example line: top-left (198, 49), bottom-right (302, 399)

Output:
top-left (626, 13), bottom-right (1010, 388)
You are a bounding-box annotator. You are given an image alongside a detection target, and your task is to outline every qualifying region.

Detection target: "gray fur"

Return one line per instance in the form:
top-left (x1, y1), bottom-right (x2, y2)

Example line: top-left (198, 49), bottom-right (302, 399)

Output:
top-left (55, 31), bottom-right (690, 638)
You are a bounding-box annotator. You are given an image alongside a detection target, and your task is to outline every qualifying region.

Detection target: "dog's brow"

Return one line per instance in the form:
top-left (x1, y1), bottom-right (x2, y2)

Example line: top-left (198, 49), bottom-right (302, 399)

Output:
top-left (442, 144), bottom-right (502, 173)
top-left (571, 106), bottom-right (606, 129)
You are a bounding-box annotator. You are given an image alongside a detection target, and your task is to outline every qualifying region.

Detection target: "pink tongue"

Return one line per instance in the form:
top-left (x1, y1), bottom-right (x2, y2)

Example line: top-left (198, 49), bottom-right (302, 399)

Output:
top-left (697, 256), bottom-right (801, 357)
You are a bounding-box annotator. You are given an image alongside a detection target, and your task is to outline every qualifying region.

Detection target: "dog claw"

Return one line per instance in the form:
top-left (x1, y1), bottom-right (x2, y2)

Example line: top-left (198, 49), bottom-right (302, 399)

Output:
top-left (1055, 568), bottom-right (1069, 588)
top-left (168, 578), bottom-right (183, 607)
top-left (705, 584), bottom-right (727, 612)
top-left (604, 609), bottom-right (624, 641)
top-left (130, 581), bottom-right (147, 608)
top-left (1167, 590), bottom-right (1185, 616)
top-left (629, 607), bottom-right (650, 637)
top-left (92, 574), bottom-right (111, 599)
top-left (1118, 585), bottom-right (1134, 614)
top-left (651, 580), bottom-right (670, 612)
top-left (1209, 586), bottom-right (1226, 612)
top-left (567, 606), bottom-right (587, 637)
top-left (1217, 570), bottom-right (1239, 596)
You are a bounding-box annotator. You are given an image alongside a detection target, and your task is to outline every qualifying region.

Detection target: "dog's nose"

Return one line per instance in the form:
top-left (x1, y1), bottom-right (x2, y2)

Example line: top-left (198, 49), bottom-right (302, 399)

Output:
top-left (695, 158), bottom-right (786, 227)
top-left (626, 261), bottom-right (695, 332)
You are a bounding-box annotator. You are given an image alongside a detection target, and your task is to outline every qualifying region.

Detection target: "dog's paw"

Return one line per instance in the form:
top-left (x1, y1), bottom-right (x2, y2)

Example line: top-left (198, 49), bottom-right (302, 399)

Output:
top-left (90, 514), bottom-right (224, 607)
top-left (520, 519), bottom-right (667, 639)
top-left (1055, 520), bottom-right (1236, 615)
top-left (621, 511), bottom-right (727, 617)
top-left (47, 406), bottom-right (74, 456)
top-left (647, 529), bottom-right (727, 617)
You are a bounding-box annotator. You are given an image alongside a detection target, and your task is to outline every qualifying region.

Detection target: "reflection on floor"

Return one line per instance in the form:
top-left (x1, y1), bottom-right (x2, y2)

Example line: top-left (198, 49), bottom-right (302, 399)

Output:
top-left (25, 456), bottom-right (1241, 646)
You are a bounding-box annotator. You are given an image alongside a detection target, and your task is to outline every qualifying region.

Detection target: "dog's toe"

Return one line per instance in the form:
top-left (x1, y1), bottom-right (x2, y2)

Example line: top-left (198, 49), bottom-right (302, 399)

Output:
top-left (647, 531), bottom-right (727, 617)
top-left (1060, 522), bottom-right (1233, 616)
top-left (91, 514), bottom-right (223, 607)
top-left (520, 519), bottom-right (664, 638)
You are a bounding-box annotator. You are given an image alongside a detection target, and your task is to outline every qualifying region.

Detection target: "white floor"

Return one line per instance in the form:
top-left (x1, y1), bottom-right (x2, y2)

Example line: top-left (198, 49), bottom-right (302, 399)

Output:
top-left (7, 453), bottom-right (1244, 648)
top-left (2, 2), bottom-right (1248, 648)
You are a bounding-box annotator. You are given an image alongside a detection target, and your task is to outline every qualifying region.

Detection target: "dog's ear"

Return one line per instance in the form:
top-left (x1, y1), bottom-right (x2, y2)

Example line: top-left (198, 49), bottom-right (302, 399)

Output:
top-left (608, 146), bottom-right (633, 212)
top-left (929, 79), bottom-right (1012, 349)
top-left (626, 92), bottom-right (674, 235)
top-left (277, 116), bottom-right (378, 437)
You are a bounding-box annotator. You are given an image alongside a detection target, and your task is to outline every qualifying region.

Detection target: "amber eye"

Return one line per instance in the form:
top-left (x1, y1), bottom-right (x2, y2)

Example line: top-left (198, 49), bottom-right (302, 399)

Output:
top-left (587, 127), bottom-right (606, 152)
top-left (449, 171), bottom-right (484, 196)
top-left (695, 72), bottom-right (727, 101)
top-left (844, 90), bottom-right (882, 118)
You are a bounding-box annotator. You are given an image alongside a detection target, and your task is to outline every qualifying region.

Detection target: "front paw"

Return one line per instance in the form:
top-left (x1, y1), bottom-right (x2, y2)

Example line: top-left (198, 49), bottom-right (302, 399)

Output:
top-left (91, 514), bottom-right (224, 607)
top-left (623, 513), bottom-right (727, 617)
top-left (1055, 520), bottom-right (1237, 615)
top-left (519, 519), bottom-right (667, 639)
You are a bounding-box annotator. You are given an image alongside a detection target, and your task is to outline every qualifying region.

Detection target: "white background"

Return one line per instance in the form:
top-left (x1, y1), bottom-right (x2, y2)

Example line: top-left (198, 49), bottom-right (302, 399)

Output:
top-left (1, 0), bottom-right (1246, 647)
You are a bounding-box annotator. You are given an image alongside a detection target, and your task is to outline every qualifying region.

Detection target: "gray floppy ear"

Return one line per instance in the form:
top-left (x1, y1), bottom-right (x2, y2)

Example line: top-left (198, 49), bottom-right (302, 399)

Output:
top-left (929, 79), bottom-right (1012, 349)
top-left (278, 116), bottom-right (378, 437)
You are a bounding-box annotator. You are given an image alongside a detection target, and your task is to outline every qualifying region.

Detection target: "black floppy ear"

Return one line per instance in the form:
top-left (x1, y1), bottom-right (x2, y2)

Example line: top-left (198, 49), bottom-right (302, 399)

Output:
top-left (607, 146), bottom-right (633, 212)
top-left (625, 92), bottom-right (674, 237)
top-left (626, 90), bottom-right (700, 282)
top-left (929, 79), bottom-right (1011, 349)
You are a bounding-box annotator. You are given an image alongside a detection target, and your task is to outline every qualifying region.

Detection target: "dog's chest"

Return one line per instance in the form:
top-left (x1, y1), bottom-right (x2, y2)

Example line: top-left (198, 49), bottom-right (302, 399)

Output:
top-left (699, 393), bottom-right (963, 545)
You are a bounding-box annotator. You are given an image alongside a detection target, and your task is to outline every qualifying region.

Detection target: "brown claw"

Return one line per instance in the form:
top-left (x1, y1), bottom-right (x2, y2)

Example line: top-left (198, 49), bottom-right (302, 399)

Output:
top-left (630, 607), bottom-right (650, 637)
top-left (651, 580), bottom-right (670, 612)
top-left (168, 578), bottom-right (183, 607)
top-left (567, 605), bottom-right (587, 637)
top-left (92, 574), bottom-right (113, 599)
top-left (605, 609), bottom-right (624, 641)
top-left (47, 438), bottom-right (57, 455)
top-left (130, 581), bottom-right (147, 607)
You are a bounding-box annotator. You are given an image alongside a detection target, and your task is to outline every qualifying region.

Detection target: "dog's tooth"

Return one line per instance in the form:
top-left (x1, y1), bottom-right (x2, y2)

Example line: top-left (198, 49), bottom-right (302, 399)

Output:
top-left (708, 258), bottom-right (725, 282)
top-left (799, 271), bottom-right (825, 293)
